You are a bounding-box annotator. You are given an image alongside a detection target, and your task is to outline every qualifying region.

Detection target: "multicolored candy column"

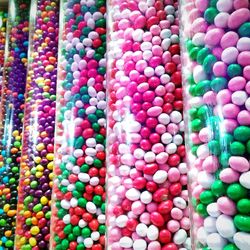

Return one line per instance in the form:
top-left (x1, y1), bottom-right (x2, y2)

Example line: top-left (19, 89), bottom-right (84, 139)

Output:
top-left (106, 0), bottom-right (190, 249)
top-left (50, 0), bottom-right (106, 249)
top-left (0, 11), bottom-right (7, 91)
top-left (180, 0), bottom-right (250, 249)
top-left (0, 0), bottom-right (30, 249)
top-left (14, 0), bottom-right (59, 249)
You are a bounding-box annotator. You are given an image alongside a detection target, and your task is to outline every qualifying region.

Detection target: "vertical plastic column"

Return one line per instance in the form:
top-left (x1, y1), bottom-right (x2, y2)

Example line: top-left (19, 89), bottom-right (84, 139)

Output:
top-left (180, 0), bottom-right (250, 249)
top-left (14, 0), bottom-right (59, 249)
top-left (106, 0), bottom-right (190, 249)
top-left (0, 1), bottom-right (30, 249)
top-left (50, 1), bottom-right (107, 249)
top-left (0, 11), bottom-right (7, 92)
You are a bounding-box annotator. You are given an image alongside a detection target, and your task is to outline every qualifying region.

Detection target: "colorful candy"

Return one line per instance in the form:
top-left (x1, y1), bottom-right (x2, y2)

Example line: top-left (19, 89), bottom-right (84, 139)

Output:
top-left (0, 1), bottom-right (30, 249)
top-left (0, 11), bottom-right (7, 95)
top-left (14, 1), bottom-right (59, 249)
top-left (181, 0), bottom-right (250, 249)
top-left (50, 0), bottom-right (106, 249)
top-left (106, 0), bottom-right (190, 249)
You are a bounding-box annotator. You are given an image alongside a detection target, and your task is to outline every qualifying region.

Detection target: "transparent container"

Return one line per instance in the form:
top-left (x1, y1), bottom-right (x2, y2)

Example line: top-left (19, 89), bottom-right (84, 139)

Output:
top-left (50, 0), bottom-right (107, 249)
top-left (0, 11), bottom-right (7, 93)
top-left (106, 0), bottom-right (190, 249)
top-left (0, 1), bottom-right (30, 249)
top-left (180, 0), bottom-right (250, 249)
top-left (14, 0), bottom-right (59, 249)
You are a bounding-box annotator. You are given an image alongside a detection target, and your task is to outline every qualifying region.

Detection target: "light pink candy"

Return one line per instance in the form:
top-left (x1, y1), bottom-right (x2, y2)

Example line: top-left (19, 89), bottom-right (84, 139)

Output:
top-left (204, 28), bottom-right (224, 46)
top-left (220, 168), bottom-right (240, 183)
top-left (202, 155), bottom-right (219, 173)
top-left (228, 76), bottom-right (246, 91)
top-left (223, 119), bottom-right (238, 133)
top-left (229, 156), bottom-right (250, 173)
top-left (222, 103), bottom-right (240, 118)
top-left (228, 8), bottom-right (250, 29)
top-left (195, 0), bottom-right (208, 11)
top-left (238, 51), bottom-right (250, 66)
top-left (216, 89), bottom-right (232, 105)
top-left (217, 197), bottom-right (237, 216)
top-left (238, 110), bottom-right (250, 125)
top-left (213, 61), bottom-right (227, 77)
top-left (244, 66), bottom-right (250, 80)
top-left (233, 0), bottom-right (249, 9)
top-left (203, 91), bottom-right (217, 105)
top-left (148, 242), bottom-right (161, 250)
top-left (191, 18), bottom-right (208, 33)
top-left (220, 31), bottom-right (239, 49)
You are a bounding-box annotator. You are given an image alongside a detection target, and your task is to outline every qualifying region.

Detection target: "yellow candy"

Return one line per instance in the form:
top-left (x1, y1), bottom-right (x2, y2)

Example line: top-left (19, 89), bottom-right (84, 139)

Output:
top-left (45, 65), bottom-right (54, 72)
top-left (24, 170), bottom-right (31, 177)
top-left (49, 173), bottom-right (54, 180)
top-left (30, 226), bottom-right (40, 235)
top-left (35, 172), bottom-right (43, 178)
top-left (20, 237), bottom-right (27, 244)
top-left (40, 196), bottom-right (48, 205)
top-left (29, 237), bottom-right (37, 247)
top-left (47, 161), bottom-right (54, 170)
top-left (12, 130), bottom-right (19, 137)
top-left (36, 165), bottom-right (44, 172)
top-left (36, 143), bottom-right (45, 151)
top-left (7, 210), bottom-right (16, 217)
top-left (5, 230), bottom-right (12, 237)
top-left (3, 204), bottom-right (10, 212)
top-left (46, 153), bottom-right (54, 161)
top-left (34, 156), bottom-right (41, 164)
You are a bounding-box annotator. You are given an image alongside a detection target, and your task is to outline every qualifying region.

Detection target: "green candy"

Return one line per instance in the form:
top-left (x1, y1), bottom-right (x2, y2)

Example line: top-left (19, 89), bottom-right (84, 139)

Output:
top-left (99, 224), bottom-right (106, 234)
top-left (234, 126), bottom-right (250, 142)
top-left (204, 7), bottom-right (218, 24)
top-left (227, 64), bottom-right (242, 78)
top-left (200, 190), bottom-right (215, 205)
top-left (76, 244), bottom-right (85, 250)
top-left (230, 141), bottom-right (246, 156)
top-left (78, 198), bottom-right (87, 208)
top-left (74, 137), bottom-right (85, 148)
top-left (93, 195), bottom-right (102, 206)
top-left (238, 22), bottom-right (250, 37)
top-left (219, 152), bottom-right (231, 168)
top-left (196, 203), bottom-right (208, 217)
top-left (197, 105), bottom-right (212, 121)
top-left (195, 80), bottom-right (211, 96)
top-left (197, 48), bottom-right (210, 64)
top-left (191, 118), bottom-right (203, 132)
top-left (223, 244), bottom-right (239, 250)
top-left (189, 108), bottom-right (197, 120)
top-left (191, 145), bottom-right (199, 156)
top-left (81, 227), bottom-right (91, 237)
top-left (73, 226), bottom-right (81, 236)
top-left (5, 240), bottom-right (13, 248)
top-left (61, 239), bottom-right (69, 250)
top-left (64, 224), bottom-right (72, 235)
top-left (208, 140), bottom-right (221, 155)
top-left (203, 54), bottom-right (217, 73)
top-left (210, 77), bottom-right (227, 92)
top-left (237, 199), bottom-right (250, 214)
top-left (227, 183), bottom-right (247, 201)
top-left (211, 180), bottom-right (227, 197)
top-left (75, 181), bottom-right (85, 192)
top-left (247, 140), bottom-right (250, 154)
top-left (234, 215), bottom-right (250, 232)
top-left (33, 204), bottom-right (42, 212)
top-left (186, 40), bottom-right (195, 52)
top-left (190, 47), bottom-right (201, 60)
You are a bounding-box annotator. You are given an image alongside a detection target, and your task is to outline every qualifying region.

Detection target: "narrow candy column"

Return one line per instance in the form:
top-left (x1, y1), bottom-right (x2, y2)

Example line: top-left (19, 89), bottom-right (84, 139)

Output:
top-left (106, 0), bottom-right (190, 249)
top-left (0, 1), bottom-right (31, 249)
top-left (50, 0), bottom-right (107, 249)
top-left (0, 11), bottom-right (7, 93)
top-left (14, 0), bottom-right (59, 249)
top-left (180, 0), bottom-right (250, 249)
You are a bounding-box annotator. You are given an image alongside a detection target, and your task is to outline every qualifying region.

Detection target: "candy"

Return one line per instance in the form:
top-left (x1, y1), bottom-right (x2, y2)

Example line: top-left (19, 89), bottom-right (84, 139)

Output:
top-left (106, 0), bottom-right (189, 248)
top-left (14, 1), bottom-right (59, 249)
top-left (0, 1), bottom-right (30, 248)
top-left (50, 0), bottom-right (107, 249)
top-left (181, 0), bottom-right (250, 248)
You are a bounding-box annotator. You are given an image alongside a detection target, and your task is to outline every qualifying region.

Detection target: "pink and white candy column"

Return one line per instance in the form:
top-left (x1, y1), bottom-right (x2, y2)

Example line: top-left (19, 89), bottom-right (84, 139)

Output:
top-left (106, 0), bottom-right (190, 249)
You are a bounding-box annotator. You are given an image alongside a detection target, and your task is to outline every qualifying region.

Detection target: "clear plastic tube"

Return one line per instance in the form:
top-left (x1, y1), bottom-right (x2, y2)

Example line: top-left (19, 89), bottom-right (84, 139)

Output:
top-left (106, 0), bottom-right (190, 249)
top-left (14, 0), bottom-right (59, 249)
top-left (0, 1), bottom-right (30, 249)
top-left (180, 0), bottom-right (250, 249)
top-left (50, 0), bottom-right (107, 249)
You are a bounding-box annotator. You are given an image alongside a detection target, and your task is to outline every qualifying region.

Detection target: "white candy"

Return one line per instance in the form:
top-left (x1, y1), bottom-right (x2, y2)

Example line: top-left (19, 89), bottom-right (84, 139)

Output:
top-left (70, 198), bottom-right (78, 207)
top-left (97, 214), bottom-right (105, 224)
top-left (196, 144), bottom-right (209, 159)
top-left (232, 91), bottom-right (248, 106)
top-left (90, 177), bottom-right (99, 186)
top-left (133, 239), bottom-right (147, 250)
top-left (173, 229), bottom-right (187, 245)
top-left (153, 170), bottom-right (168, 184)
top-left (79, 219), bottom-right (87, 228)
top-left (119, 237), bottom-right (133, 248)
top-left (162, 133), bottom-right (172, 145)
top-left (173, 134), bottom-right (183, 145)
top-left (204, 216), bottom-right (217, 233)
top-left (207, 233), bottom-right (227, 250)
top-left (170, 111), bottom-right (182, 123)
top-left (173, 197), bottom-right (187, 209)
top-left (116, 215), bottom-right (128, 228)
top-left (91, 231), bottom-right (100, 241)
top-left (61, 200), bottom-right (70, 210)
top-left (126, 188), bottom-right (141, 201)
top-left (239, 171), bottom-right (250, 189)
top-left (140, 191), bottom-right (152, 204)
top-left (245, 97), bottom-right (250, 111)
top-left (192, 32), bottom-right (205, 46)
top-left (166, 143), bottom-right (177, 154)
top-left (197, 227), bottom-right (208, 245)
top-left (207, 203), bottom-right (221, 217)
top-left (62, 214), bottom-right (70, 224)
top-left (193, 65), bottom-right (207, 83)
top-left (178, 163), bottom-right (188, 174)
top-left (158, 113), bottom-right (170, 125)
top-left (86, 202), bottom-right (97, 214)
top-left (216, 214), bottom-right (236, 238)
top-left (234, 232), bottom-right (250, 250)
top-left (78, 173), bottom-right (90, 182)
top-left (84, 238), bottom-right (93, 248)
top-left (147, 225), bottom-right (159, 241)
top-left (134, 148), bottom-right (145, 159)
top-left (144, 151), bottom-right (156, 163)
top-left (136, 223), bottom-right (148, 237)
top-left (198, 171), bottom-right (215, 188)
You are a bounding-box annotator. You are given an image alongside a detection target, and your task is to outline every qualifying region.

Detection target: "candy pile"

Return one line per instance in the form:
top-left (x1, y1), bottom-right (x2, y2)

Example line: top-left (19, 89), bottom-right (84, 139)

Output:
top-left (0, 0), bottom-right (30, 249)
top-left (0, 11), bottom-right (7, 92)
top-left (181, 0), bottom-right (250, 249)
top-left (106, 0), bottom-right (190, 249)
top-left (14, 0), bottom-right (59, 249)
top-left (50, 0), bottom-right (107, 249)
